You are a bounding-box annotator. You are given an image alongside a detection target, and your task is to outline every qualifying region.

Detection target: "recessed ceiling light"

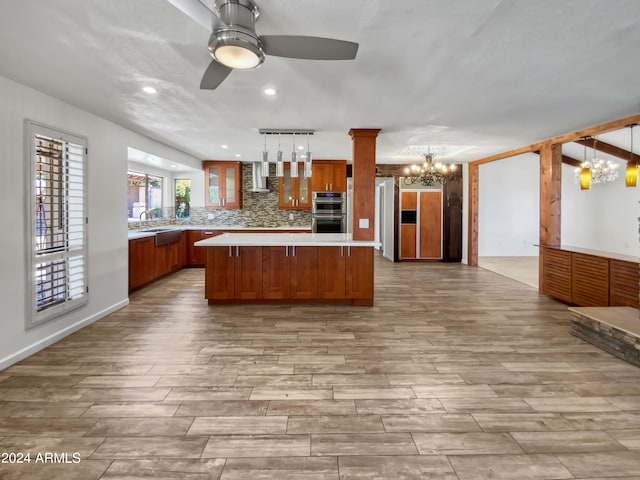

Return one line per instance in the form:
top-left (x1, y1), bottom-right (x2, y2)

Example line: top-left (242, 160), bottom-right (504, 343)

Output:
top-left (143, 86), bottom-right (157, 94)
top-left (170, 165), bottom-right (177, 168)
top-left (263, 88), bottom-right (277, 96)
top-left (235, 154), bottom-right (241, 157)
top-left (221, 145), bottom-right (228, 149)
top-left (297, 146), bottom-right (304, 150)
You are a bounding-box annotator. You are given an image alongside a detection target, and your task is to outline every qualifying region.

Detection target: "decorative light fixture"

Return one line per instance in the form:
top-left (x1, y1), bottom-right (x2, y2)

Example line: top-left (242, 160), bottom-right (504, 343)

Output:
top-left (290, 135), bottom-right (298, 178)
top-left (207, 1), bottom-right (265, 70)
top-left (304, 133), bottom-right (313, 178)
top-left (258, 129), bottom-right (315, 178)
top-left (574, 136), bottom-right (619, 189)
top-left (276, 134), bottom-right (284, 177)
top-left (403, 149), bottom-right (458, 186)
top-left (261, 133), bottom-right (269, 177)
top-left (626, 124), bottom-right (638, 188)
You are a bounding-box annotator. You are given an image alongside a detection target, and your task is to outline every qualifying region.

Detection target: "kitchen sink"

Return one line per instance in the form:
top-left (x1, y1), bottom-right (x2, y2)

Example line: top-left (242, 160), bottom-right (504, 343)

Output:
top-left (141, 228), bottom-right (183, 246)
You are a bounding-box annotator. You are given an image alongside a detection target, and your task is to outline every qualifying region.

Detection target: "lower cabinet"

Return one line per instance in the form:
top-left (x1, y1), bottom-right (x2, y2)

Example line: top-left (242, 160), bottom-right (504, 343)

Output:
top-left (541, 246), bottom-right (639, 308)
top-left (206, 246), bottom-right (263, 300)
top-left (129, 236), bottom-right (156, 291)
top-left (206, 245), bottom-right (374, 305)
top-left (187, 230), bottom-right (220, 266)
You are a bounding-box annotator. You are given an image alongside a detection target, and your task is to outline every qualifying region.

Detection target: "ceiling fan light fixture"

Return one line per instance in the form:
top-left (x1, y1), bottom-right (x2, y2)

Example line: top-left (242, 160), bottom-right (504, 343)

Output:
top-left (209, 30), bottom-right (265, 69)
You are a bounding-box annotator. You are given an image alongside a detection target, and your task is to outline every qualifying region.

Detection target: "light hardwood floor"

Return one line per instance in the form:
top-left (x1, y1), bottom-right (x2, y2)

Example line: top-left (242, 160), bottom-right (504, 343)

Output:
top-left (1, 254), bottom-right (639, 479)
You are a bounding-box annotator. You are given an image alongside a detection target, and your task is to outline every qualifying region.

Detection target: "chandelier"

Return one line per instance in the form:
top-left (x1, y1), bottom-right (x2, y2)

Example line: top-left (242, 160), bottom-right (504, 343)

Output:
top-left (574, 136), bottom-right (619, 190)
top-left (403, 153), bottom-right (458, 186)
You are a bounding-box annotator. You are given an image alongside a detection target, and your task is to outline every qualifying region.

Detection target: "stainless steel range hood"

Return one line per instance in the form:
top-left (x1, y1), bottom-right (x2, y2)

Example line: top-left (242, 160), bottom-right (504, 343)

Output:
top-left (250, 162), bottom-right (269, 192)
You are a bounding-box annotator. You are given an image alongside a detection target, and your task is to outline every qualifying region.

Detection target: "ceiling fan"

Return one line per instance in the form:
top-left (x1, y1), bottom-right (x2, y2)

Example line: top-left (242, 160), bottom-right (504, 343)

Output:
top-left (166, 0), bottom-right (359, 90)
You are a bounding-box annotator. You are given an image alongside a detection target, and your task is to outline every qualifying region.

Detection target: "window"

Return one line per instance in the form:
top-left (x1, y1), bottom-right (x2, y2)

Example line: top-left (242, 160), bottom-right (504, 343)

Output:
top-left (27, 121), bottom-right (88, 327)
top-left (127, 171), bottom-right (163, 221)
top-left (175, 179), bottom-right (191, 219)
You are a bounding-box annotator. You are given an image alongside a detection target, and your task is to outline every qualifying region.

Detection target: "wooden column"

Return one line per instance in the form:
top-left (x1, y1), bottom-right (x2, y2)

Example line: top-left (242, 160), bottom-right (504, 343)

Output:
top-left (349, 128), bottom-right (381, 241)
top-left (539, 142), bottom-right (562, 291)
top-left (467, 162), bottom-right (479, 266)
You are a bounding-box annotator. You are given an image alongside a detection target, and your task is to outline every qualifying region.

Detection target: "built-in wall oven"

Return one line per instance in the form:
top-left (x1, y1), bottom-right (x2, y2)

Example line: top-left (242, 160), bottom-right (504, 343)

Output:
top-left (312, 192), bottom-right (346, 233)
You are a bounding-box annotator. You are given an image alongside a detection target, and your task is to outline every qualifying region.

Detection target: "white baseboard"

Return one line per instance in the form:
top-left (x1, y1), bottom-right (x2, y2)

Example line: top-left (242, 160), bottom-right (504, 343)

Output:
top-left (0, 299), bottom-right (129, 371)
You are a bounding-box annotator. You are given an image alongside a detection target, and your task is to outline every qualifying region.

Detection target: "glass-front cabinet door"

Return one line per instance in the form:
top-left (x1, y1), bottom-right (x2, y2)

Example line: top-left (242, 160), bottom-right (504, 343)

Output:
top-left (278, 162), bottom-right (310, 210)
top-left (203, 161), bottom-right (242, 209)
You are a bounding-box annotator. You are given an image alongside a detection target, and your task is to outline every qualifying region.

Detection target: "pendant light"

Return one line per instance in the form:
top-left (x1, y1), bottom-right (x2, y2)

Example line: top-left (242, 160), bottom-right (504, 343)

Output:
top-left (276, 133), bottom-right (284, 177)
top-left (580, 138), bottom-right (591, 190)
top-left (304, 133), bottom-right (313, 178)
top-left (626, 124), bottom-right (638, 188)
top-left (290, 134), bottom-right (298, 178)
top-left (261, 133), bottom-right (269, 177)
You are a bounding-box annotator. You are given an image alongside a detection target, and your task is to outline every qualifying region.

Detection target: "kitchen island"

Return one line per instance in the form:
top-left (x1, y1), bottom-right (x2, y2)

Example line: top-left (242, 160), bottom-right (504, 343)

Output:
top-left (195, 233), bottom-right (380, 306)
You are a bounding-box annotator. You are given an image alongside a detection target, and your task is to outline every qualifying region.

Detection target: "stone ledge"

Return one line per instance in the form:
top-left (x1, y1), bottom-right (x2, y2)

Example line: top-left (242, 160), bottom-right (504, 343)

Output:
top-left (569, 307), bottom-right (640, 368)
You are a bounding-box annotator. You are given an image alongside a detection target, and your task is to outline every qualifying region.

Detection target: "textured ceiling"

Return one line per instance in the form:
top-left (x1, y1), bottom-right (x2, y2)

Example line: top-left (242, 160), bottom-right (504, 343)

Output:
top-left (0, 0), bottom-right (639, 169)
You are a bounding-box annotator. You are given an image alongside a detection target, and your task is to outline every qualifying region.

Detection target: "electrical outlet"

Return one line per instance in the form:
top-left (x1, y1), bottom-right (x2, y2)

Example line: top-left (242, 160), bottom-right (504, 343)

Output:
top-left (208, 213), bottom-right (215, 220)
top-left (288, 213), bottom-right (294, 220)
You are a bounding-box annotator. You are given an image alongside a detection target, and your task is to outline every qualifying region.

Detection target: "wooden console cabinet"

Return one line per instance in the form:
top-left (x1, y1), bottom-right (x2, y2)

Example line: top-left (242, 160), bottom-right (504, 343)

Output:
top-left (541, 246), bottom-right (639, 308)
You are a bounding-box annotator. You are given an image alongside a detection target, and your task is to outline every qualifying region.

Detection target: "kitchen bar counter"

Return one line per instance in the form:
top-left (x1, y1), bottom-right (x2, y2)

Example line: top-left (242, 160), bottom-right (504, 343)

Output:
top-left (195, 233), bottom-right (378, 306)
top-left (195, 232), bottom-right (380, 248)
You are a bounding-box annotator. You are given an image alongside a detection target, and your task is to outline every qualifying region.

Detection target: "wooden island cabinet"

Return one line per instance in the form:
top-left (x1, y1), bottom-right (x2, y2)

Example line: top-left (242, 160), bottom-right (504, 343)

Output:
top-left (199, 233), bottom-right (377, 306)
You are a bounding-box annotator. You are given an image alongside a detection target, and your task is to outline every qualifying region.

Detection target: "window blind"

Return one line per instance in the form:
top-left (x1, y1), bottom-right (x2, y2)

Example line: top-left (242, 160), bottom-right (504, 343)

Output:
top-left (27, 122), bottom-right (88, 327)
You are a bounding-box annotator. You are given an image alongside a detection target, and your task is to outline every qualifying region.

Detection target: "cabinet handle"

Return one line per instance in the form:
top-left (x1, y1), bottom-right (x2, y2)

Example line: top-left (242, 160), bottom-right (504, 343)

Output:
top-left (285, 246), bottom-right (288, 257)
top-left (340, 246), bottom-right (344, 257)
top-left (348, 246), bottom-right (351, 256)
top-left (204, 231), bottom-right (213, 235)
top-left (228, 246), bottom-right (232, 257)
top-left (292, 246), bottom-right (296, 256)
top-left (325, 183), bottom-right (328, 191)
top-left (236, 246), bottom-right (239, 257)
top-left (292, 199), bottom-right (295, 207)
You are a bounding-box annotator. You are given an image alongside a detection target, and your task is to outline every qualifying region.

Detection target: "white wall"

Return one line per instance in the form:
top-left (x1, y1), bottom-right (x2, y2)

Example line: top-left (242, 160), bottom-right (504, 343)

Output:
top-left (0, 74), bottom-right (199, 369)
top-left (561, 163), bottom-right (639, 256)
top-left (478, 153), bottom-right (540, 256)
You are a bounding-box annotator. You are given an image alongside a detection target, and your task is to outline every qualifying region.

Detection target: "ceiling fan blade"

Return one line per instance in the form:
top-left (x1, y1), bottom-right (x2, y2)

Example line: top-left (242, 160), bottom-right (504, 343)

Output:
top-left (200, 61), bottom-right (232, 90)
top-left (165, 0), bottom-right (223, 30)
top-left (261, 35), bottom-right (359, 60)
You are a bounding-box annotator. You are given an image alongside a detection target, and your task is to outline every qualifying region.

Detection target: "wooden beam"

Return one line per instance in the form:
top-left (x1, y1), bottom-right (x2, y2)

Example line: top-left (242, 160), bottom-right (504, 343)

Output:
top-left (467, 163), bottom-right (479, 266)
top-left (533, 150), bottom-right (582, 168)
top-left (574, 137), bottom-right (640, 164)
top-left (469, 112), bottom-right (640, 166)
top-left (539, 143), bottom-right (562, 247)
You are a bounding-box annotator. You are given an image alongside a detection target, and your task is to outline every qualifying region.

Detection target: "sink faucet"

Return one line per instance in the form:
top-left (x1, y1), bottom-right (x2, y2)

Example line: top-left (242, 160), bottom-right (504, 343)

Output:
top-left (139, 210), bottom-right (151, 230)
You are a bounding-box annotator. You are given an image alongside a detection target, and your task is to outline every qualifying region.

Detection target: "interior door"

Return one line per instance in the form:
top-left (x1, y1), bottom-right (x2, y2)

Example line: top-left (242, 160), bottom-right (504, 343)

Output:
top-left (419, 191), bottom-right (442, 259)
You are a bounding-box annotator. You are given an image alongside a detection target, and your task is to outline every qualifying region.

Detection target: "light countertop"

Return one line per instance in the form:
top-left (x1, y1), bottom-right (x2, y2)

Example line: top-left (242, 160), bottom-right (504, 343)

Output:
top-left (195, 232), bottom-right (380, 248)
top-left (128, 225), bottom-right (311, 240)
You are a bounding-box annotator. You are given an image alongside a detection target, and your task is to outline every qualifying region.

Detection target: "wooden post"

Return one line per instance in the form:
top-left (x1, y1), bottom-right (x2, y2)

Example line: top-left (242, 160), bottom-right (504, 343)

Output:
top-left (539, 142), bottom-right (562, 291)
top-left (349, 129), bottom-right (381, 241)
top-left (467, 162), bottom-right (479, 266)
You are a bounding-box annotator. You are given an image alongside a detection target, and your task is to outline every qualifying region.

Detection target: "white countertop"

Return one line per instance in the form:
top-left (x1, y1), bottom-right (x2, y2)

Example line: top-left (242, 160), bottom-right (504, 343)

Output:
top-left (128, 225), bottom-right (311, 240)
top-left (195, 233), bottom-right (380, 248)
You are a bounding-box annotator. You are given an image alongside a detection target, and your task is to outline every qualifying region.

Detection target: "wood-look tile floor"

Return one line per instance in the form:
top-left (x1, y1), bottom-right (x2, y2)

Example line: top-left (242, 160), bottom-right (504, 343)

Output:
top-left (1, 254), bottom-right (640, 479)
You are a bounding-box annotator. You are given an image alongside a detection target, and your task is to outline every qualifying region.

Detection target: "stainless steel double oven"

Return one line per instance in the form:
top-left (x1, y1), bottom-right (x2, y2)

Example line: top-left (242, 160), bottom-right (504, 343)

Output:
top-left (311, 192), bottom-right (346, 233)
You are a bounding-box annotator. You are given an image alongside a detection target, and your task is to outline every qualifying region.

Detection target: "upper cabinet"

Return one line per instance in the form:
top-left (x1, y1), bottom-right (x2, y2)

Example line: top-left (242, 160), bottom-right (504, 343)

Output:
top-left (311, 160), bottom-right (347, 193)
top-left (203, 161), bottom-right (242, 209)
top-left (278, 162), bottom-right (311, 210)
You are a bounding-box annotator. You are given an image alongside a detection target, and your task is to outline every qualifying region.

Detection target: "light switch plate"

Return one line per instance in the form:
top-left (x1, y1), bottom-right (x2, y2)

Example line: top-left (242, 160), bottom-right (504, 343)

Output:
top-left (358, 218), bottom-right (369, 228)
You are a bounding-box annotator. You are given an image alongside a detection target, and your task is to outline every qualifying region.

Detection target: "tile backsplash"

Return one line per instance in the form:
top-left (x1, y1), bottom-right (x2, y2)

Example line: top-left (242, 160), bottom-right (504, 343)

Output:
top-left (129, 164), bottom-right (312, 230)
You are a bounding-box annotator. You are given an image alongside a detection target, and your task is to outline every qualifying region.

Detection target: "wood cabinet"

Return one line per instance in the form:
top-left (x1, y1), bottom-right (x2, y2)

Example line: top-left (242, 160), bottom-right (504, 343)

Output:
top-left (278, 162), bottom-right (311, 210)
top-left (541, 246), bottom-right (639, 308)
top-left (290, 246), bottom-right (319, 299)
top-left (205, 245), bottom-right (374, 305)
top-left (128, 236), bottom-right (156, 291)
top-left (203, 161), bottom-right (242, 209)
top-left (317, 246), bottom-right (346, 299)
top-left (205, 246), bottom-right (263, 300)
top-left (400, 190), bottom-right (442, 260)
top-left (154, 233), bottom-right (186, 279)
top-left (262, 246), bottom-right (291, 299)
top-left (346, 246), bottom-right (374, 302)
top-left (312, 160), bottom-right (347, 192)
top-left (187, 229), bottom-right (221, 266)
